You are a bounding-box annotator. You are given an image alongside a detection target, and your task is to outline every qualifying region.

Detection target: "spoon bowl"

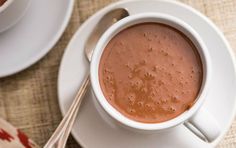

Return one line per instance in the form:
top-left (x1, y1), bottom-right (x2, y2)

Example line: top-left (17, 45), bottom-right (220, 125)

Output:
top-left (85, 8), bottom-right (129, 61)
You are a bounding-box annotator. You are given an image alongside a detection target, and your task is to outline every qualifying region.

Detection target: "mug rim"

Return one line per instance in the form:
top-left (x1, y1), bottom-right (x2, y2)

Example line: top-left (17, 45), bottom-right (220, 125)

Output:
top-left (90, 12), bottom-right (211, 131)
top-left (0, 0), bottom-right (14, 13)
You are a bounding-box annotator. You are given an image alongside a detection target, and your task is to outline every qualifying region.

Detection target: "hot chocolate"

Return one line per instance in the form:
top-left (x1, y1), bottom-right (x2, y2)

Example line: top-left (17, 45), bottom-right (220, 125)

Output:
top-left (99, 23), bottom-right (203, 123)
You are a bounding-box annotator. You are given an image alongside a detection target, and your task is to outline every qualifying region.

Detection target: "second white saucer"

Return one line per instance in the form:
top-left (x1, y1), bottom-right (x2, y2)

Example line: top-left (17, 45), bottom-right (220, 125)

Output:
top-left (0, 0), bottom-right (74, 77)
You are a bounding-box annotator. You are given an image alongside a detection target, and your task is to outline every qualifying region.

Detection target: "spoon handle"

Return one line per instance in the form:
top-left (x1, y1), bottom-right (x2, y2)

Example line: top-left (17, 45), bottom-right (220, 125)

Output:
top-left (57, 75), bottom-right (90, 148)
top-left (44, 75), bottom-right (90, 148)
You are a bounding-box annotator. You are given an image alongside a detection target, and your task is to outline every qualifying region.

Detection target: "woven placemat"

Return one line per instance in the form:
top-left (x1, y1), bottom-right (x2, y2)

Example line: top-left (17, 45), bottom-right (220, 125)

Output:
top-left (0, 0), bottom-right (235, 147)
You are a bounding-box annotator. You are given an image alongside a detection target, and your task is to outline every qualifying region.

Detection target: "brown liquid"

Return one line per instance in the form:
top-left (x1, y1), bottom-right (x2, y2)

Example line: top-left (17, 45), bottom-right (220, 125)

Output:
top-left (0, 0), bottom-right (7, 6)
top-left (99, 23), bottom-right (203, 123)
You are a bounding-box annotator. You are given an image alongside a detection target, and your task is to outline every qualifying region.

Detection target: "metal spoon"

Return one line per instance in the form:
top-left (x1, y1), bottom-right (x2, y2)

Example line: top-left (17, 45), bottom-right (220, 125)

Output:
top-left (44, 8), bottom-right (129, 148)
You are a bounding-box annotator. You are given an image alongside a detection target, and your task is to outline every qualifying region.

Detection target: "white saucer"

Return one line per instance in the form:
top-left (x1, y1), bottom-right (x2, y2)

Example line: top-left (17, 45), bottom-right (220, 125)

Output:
top-left (58, 0), bottom-right (236, 147)
top-left (0, 0), bottom-right (74, 77)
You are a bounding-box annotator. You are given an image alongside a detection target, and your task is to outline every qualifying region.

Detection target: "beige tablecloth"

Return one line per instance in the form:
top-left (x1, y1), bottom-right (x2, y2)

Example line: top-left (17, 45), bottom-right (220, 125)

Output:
top-left (0, 0), bottom-right (235, 147)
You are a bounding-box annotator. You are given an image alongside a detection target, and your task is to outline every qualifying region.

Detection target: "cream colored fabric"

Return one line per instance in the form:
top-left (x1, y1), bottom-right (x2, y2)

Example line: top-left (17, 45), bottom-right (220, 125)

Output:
top-left (0, 118), bottom-right (39, 148)
top-left (0, 0), bottom-right (235, 147)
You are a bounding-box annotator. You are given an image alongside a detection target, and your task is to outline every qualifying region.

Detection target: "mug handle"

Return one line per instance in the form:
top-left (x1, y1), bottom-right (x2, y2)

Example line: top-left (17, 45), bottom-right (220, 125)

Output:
top-left (184, 107), bottom-right (221, 142)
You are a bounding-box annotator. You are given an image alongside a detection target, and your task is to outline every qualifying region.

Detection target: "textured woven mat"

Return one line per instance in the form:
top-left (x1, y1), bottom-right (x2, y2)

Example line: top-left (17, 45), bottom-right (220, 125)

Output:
top-left (0, 0), bottom-right (235, 147)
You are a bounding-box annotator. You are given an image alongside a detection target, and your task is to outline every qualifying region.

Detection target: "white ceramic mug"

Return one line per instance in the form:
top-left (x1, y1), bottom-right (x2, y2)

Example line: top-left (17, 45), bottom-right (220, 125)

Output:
top-left (90, 13), bottom-right (220, 142)
top-left (0, 0), bottom-right (30, 33)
